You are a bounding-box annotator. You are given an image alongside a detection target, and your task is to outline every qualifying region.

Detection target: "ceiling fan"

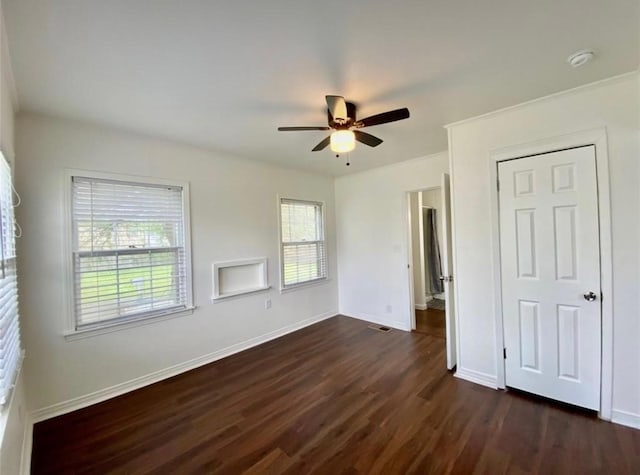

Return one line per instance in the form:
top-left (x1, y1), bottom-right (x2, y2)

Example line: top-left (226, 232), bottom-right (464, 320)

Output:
top-left (277, 95), bottom-right (410, 154)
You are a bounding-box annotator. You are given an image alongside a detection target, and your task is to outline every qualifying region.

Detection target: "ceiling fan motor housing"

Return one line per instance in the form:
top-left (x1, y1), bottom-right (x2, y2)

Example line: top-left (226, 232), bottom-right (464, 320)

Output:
top-left (329, 102), bottom-right (357, 129)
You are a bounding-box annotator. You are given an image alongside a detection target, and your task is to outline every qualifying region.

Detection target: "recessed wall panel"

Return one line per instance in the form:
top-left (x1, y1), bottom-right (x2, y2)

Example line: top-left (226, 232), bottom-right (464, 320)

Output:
top-left (519, 300), bottom-right (540, 371)
top-left (554, 206), bottom-right (577, 281)
top-left (558, 305), bottom-right (580, 381)
top-left (515, 209), bottom-right (537, 279)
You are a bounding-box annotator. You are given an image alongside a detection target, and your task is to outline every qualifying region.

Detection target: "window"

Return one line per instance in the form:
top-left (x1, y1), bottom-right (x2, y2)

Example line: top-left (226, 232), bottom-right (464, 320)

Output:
top-left (279, 198), bottom-right (327, 289)
top-left (0, 153), bottom-right (21, 406)
top-left (70, 175), bottom-right (192, 331)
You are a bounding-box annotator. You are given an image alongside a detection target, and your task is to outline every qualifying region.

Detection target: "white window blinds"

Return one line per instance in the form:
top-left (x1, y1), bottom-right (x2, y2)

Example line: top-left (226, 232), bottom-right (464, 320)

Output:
top-left (71, 176), bottom-right (190, 329)
top-left (0, 154), bottom-right (21, 406)
top-left (279, 199), bottom-right (327, 288)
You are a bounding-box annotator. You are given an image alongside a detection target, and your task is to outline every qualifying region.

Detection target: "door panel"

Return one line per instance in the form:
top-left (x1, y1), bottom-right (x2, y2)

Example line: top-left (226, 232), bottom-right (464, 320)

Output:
top-left (441, 174), bottom-right (456, 370)
top-left (515, 209), bottom-right (537, 278)
top-left (499, 146), bottom-right (600, 410)
top-left (518, 300), bottom-right (540, 371)
top-left (557, 304), bottom-right (580, 380)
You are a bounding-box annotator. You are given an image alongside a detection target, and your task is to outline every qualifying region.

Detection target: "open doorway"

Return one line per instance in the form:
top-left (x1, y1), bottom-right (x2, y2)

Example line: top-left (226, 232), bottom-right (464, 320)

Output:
top-left (407, 174), bottom-right (456, 370)
top-left (410, 188), bottom-right (446, 334)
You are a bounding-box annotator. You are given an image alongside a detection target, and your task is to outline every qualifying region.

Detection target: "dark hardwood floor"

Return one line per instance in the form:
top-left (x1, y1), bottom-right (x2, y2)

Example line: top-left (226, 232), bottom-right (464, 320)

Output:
top-left (32, 316), bottom-right (639, 474)
top-left (414, 308), bottom-right (446, 338)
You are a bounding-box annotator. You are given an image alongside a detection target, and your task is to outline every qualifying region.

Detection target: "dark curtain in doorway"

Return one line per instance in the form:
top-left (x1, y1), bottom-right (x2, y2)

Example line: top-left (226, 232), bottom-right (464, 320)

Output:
top-left (423, 208), bottom-right (444, 294)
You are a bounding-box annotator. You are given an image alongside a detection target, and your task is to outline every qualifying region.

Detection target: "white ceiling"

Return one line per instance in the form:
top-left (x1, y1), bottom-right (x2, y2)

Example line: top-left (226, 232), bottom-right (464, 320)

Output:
top-left (4, 0), bottom-right (639, 176)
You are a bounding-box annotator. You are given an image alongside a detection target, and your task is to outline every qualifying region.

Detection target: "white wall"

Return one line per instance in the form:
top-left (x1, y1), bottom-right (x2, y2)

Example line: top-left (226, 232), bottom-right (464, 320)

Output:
top-left (15, 113), bottom-right (339, 413)
top-left (335, 152), bottom-right (449, 330)
top-left (448, 72), bottom-right (640, 427)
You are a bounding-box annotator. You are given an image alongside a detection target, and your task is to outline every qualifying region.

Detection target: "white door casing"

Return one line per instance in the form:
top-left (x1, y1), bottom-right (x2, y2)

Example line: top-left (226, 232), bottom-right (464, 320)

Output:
top-left (499, 146), bottom-right (601, 410)
top-left (441, 174), bottom-right (457, 370)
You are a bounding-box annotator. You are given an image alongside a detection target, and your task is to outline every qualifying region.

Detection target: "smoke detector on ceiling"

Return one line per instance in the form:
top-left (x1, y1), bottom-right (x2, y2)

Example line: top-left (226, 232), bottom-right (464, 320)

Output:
top-left (567, 50), bottom-right (595, 68)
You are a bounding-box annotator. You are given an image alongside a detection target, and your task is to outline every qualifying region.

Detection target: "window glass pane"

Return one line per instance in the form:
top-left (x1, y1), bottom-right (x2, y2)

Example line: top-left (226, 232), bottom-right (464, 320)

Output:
top-left (72, 177), bottom-right (188, 328)
top-left (281, 201), bottom-right (321, 242)
top-left (280, 199), bottom-right (327, 287)
top-left (283, 243), bottom-right (322, 285)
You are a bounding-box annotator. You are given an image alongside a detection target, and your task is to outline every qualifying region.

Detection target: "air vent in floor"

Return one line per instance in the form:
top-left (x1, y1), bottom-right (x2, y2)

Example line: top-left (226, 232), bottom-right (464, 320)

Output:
top-left (368, 325), bottom-right (391, 333)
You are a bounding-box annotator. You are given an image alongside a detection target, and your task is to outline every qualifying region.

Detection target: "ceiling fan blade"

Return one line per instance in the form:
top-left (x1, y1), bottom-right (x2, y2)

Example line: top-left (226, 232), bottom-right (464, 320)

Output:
top-left (326, 95), bottom-right (348, 121)
top-left (354, 130), bottom-right (383, 147)
top-left (356, 108), bottom-right (410, 128)
top-left (278, 126), bottom-right (331, 131)
top-left (312, 136), bottom-right (331, 151)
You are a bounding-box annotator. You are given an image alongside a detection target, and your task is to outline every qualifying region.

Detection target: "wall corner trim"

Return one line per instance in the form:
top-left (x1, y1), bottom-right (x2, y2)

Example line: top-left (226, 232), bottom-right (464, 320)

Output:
top-left (454, 367), bottom-right (498, 390)
top-left (30, 311), bottom-right (338, 423)
top-left (611, 409), bottom-right (640, 430)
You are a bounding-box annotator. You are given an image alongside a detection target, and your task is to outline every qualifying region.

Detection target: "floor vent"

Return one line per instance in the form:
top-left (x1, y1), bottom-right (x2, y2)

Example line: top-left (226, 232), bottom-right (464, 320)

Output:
top-left (368, 325), bottom-right (391, 333)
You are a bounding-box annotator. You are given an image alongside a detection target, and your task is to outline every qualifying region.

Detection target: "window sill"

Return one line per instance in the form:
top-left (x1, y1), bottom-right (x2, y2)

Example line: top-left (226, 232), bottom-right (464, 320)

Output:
top-left (63, 306), bottom-right (196, 341)
top-left (0, 354), bottom-right (24, 444)
top-left (280, 277), bottom-right (331, 294)
top-left (211, 285), bottom-right (271, 302)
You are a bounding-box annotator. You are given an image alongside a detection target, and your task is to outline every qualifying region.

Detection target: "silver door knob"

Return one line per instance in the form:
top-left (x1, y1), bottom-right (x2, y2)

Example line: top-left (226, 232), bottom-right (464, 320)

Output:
top-left (583, 291), bottom-right (597, 302)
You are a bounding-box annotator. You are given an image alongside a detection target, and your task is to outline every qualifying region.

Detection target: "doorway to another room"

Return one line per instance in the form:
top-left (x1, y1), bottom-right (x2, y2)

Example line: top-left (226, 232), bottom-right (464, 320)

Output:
top-left (407, 174), bottom-right (457, 370)
top-left (411, 188), bottom-right (446, 336)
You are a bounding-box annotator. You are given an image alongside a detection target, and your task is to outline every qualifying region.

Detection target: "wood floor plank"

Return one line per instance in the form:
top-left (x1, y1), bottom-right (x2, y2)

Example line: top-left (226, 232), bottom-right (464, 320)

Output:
top-left (415, 308), bottom-right (446, 338)
top-left (31, 315), bottom-right (639, 474)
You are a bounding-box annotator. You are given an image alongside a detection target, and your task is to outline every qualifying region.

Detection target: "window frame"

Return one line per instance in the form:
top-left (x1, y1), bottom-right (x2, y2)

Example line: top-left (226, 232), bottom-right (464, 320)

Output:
top-left (0, 151), bottom-right (22, 408)
top-left (64, 170), bottom-right (194, 339)
top-left (277, 196), bottom-right (328, 291)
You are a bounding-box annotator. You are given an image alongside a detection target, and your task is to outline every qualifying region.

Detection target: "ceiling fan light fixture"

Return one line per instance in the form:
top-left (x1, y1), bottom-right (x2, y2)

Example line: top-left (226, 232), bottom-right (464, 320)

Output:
top-left (330, 130), bottom-right (356, 153)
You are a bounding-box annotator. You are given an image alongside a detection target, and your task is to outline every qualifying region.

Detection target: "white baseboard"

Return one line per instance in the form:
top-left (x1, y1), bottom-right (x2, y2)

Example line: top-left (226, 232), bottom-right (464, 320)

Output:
top-left (454, 367), bottom-right (498, 390)
top-left (341, 311), bottom-right (411, 332)
top-left (20, 417), bottom-right (33, 475)
top-left (31, 311), bottom-right (337, 423)
top-left (414, 304), bottom-right (427, 310)
top-left (611, 409), bottom-right (640, 430)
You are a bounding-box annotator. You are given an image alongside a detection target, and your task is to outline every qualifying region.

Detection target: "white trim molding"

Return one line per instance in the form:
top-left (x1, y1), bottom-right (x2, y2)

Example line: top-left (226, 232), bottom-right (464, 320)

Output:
top-left (61, 168), bottom-right (194, 338)
top-left (444, 71), bottom-right (638, 129)
top-left (611, 409), bottom-right (640, 431)
top-left (488, 127), bottom-right (614, 421)
top-left (20, 417), bottom-right (33, 475)
top-left (32, 311), bottom-right (338, 422)
top-left (277, 196), bottom-right (329, 292)
top-left (212, 257), bottom-right (269, 301)
top-left (454, 367), bottom-right (498, 390)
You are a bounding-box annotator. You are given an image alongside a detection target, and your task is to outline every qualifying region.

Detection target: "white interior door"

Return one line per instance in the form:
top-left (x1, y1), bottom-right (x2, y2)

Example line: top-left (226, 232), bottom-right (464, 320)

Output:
top-left (499, 146), bottom-right (601, 410)
top-left (441, 174), bottom-right (456, 370)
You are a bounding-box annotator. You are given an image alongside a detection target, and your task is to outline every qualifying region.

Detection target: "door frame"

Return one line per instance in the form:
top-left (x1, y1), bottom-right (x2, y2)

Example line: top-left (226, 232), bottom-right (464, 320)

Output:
top-left (405, 185), bottom-right (442, 331)
top-left (404, 180), bottom-right (458, 370)
top-left (489, 127), bottom-right (613, 420)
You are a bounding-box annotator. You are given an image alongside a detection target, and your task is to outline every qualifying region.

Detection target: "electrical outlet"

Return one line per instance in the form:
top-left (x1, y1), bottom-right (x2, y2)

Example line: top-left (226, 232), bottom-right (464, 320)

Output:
top-left (265, 298), bottom-right (271, 309)
top-left (386, 305), bottom-right (392, 313)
